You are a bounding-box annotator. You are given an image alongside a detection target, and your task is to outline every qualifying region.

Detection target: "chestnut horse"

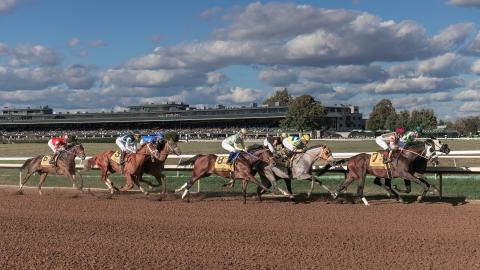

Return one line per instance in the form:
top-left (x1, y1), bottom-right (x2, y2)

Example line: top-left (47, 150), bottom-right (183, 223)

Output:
top-left (18, 143), bottom-right (86, 195)
top-left (175, 151), bottom-right (273, 204)
top-left (332, 139), bottom-right (439, 205)
top-left (84, 142), bottom-right (160, 194)
top-left (136, 139), bottom-right (182, 194)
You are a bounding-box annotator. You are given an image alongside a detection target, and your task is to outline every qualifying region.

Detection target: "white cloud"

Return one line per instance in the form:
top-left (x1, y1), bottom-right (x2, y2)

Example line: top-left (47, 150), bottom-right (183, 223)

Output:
top-left (471, 59), bottom-right (480, 74)
top-left (9, 44), bottom-right (59, 67)
top-left (68, 37), bottom-right (80, 47)
top-left (216, 86), bottom-right (264, 104)
top-left (64, 64), bottom-right (96, 89)
top-left (0, 0), bottom-right (16, 12)
top-left (299, 65), bottom-right (388, 84)
top-left (88, 39), bottom-right (107, 48)
top-left (0, 43), bottom-right (8, 55)
top-left (431, 23), bottom-right (475, 50)
top-left (362, 76), bottom-right (463, 94)
top-left (258, 68), bottom-right (298, 86)
top-left (460, 101), bottom-right (480, 112)
top-left (449, 0), bottom-right (480, 7)
top-left (417, 53), bottom-right (470, 77)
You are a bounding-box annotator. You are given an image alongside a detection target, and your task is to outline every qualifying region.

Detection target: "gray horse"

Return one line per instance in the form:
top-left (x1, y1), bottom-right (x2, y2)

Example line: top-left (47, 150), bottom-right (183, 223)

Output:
top-left (254, 145), bottom-right (337, 200)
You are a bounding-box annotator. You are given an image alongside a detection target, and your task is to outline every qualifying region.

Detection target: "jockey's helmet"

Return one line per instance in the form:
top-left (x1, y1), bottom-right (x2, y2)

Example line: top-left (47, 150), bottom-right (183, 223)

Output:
top-left (280, 132), bottom-right (288, 139)
top-left (395, 127), bottom-right (405, 135)
top-left (415, 126), bottom-right (423, 134)
top-left (240, 128), bottom-right (248, 136)
top-left (301, 134), bottom-right (310, 142)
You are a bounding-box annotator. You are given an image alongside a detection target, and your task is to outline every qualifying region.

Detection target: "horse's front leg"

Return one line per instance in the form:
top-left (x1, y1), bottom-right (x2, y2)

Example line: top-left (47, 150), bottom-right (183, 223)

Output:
top-left (399, 172), bottom-right (429, 202)
top-left (37, 173), bottom-right (49, 196)
top-left (120, 174), bottom-right (135, 191)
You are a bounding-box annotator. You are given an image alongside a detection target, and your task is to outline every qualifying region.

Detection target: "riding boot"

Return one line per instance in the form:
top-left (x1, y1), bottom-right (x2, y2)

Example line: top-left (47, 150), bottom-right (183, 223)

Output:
top-left (383, 150), bottom-right (391, 164)
top-left (120, 151), bottom-right (126, 174)
top-left (226, 152), bottom-right (235, 164)
top-left (50, 152), bottom-right (57, 165)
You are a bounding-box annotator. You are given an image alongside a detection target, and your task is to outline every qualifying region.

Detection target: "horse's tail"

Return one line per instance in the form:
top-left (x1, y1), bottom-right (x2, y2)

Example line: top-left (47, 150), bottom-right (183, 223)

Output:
top-left (19, 156), bottom-right (39, 171)
top-left (178, 154), bottom-right (202, 166)
top-left (84, 156), bottom-right (97, 170)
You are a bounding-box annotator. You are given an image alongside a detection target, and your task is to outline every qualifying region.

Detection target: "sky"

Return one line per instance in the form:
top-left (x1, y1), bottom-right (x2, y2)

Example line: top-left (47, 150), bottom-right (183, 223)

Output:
top-left (1, 0), bottom-right (480, 120)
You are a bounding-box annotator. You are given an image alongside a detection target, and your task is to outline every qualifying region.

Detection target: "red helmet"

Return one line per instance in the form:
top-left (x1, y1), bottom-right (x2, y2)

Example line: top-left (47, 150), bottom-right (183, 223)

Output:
top-left (395, 127), bottom-right (405, 135)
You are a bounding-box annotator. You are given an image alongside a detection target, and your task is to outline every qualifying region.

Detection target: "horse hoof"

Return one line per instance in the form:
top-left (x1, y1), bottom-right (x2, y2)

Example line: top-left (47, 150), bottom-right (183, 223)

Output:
top-left (416, 196), bottom-right (423, 203)
top-left (331, 192), bottom-right (338, 199)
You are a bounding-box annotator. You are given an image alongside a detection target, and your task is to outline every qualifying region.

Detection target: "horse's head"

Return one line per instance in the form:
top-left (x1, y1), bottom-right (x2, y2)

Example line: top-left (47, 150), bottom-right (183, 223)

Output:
top-left (139, 142), bottom-right (161, 160)
top-left (253, 149), bottom-right (276, 166)
top-left (162, 132), bottom-right (182, 156)
top-left (68, 143), bottom-right (86, 160)
top-left (319, 145), bottom-right (335, 166)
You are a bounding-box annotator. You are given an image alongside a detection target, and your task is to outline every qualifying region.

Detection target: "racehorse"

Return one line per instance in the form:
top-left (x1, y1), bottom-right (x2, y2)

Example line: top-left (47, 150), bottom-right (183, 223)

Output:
top-left (373, 139), bottom-right (450, 202)
top-left (175, 151), bottom-right (273, 204)
top-left (253, 145), bottom-right (337, 200)
top-left (84, 142), bottom-right (160, 194)
top-left (332, 139), bottom-right (440, 205)
top-left (18, 142), bottom-right (86, 195)
top-left (136, 139), bottom-right (182, 194)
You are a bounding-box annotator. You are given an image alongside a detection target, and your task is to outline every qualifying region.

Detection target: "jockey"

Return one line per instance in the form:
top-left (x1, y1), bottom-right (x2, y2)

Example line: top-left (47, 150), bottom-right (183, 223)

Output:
top-left (222, 128), bottom-right (248, 164)
top-left (282, 134), bottom-right (310, 157)
top-left (140, 131), bottom-right (165, 145)
top-left (400, 126), bottom-right (423, 148)
top-left (116, 131), bottom-right (141, 173)
top-left (47, 132), bottom-right (69, 165)
top-left (375, 127), bottom-right (405, 163)
top-left (263, 135), bottom-right (284, 154)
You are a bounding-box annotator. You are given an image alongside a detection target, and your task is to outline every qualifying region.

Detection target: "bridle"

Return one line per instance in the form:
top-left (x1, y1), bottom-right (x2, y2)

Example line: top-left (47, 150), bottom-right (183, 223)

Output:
top-left (400, 142), bottom-right (435, 160)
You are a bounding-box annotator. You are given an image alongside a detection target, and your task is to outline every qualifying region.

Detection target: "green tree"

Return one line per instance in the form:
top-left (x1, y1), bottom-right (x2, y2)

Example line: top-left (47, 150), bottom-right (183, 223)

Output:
top-left (280, 95), bottom-right (326, 131)
top-left (263, 88), bottom-right (292, 106)
top-left (395, 110), bottom-right (411, 129)
top-left (410, 109), bottom-right (437, 130)
top-left (366, 99), bottom-right (396, 131)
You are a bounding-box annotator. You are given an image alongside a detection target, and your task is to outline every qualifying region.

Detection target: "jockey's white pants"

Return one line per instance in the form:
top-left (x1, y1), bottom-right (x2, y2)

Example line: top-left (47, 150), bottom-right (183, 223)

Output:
top-left (282, 138), bottom-right (295, 152)
top-left (116, 137), bottom-right (136, 154)
top-left (222, 140), bottom-right (236, 153)
top-left (263, 138), bottom-right (275, 153)
top-left (47, 139), bottom-right (56, 153)
top-left (375, 136), bottom-right (389, 150)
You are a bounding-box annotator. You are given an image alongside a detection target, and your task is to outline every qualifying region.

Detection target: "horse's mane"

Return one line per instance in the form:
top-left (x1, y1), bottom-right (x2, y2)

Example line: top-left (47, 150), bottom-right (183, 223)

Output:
top-left (247, 144), bottom-right (265, 152)
top-left (306, 144), bottom-right (325, 151)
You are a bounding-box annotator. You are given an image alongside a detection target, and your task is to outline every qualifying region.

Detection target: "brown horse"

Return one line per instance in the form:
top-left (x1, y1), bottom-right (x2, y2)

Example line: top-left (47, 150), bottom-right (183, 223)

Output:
top-left (84, 142), bottom-right (160, 194)
top-left (332, 139), bottom-right (439, 205)
top-left (135, 140), bottom-right (182, 194)
top-left (175, 151), bottom-right (273, 204)
top-left (18, 143), bottom-right (86, 195)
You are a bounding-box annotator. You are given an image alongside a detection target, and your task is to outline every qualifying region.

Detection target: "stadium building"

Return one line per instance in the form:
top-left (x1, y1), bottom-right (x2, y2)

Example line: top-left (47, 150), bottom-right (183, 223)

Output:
top-left (0, 102), bottom-right (365, 131)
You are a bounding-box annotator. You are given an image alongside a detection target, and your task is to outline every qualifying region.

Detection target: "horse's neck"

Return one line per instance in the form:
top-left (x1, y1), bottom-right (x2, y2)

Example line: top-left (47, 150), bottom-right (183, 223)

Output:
top-left (159, 144), bottom-right (169, 161)
top-left (59, 148), bottom-right (76, 162)
top-left (401, 145), bottom-right (425, 160)
top-left (299, 148), bottom-right (319, 166)
top-left (132, 147), bottom-right (148, 165)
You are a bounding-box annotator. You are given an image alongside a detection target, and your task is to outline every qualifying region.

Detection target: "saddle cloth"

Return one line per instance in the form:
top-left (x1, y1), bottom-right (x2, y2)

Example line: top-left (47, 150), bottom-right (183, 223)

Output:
top-left (214, 156), bottom-right (234, 172)
top-left (110, 151), bottom-right (122, 164)
top-left (40, 155), bottom-right (53, 167)
top-left (369, 152), bottom-right (388, 169)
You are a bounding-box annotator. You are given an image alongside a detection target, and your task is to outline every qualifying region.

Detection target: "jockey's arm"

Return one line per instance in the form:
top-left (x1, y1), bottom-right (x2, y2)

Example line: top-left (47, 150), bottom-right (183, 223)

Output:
top-left (282, 139), bottom-right (294, 152)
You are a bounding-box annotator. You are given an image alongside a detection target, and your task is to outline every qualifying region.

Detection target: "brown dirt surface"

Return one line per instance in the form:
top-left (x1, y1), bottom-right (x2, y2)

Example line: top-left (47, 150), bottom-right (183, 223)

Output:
top-left (0, 187), bottom-right (479, 269)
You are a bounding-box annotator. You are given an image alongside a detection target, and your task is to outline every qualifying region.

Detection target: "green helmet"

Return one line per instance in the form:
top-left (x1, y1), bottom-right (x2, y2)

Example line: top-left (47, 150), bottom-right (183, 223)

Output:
top-left (415, 126), bottom-right (423, 134)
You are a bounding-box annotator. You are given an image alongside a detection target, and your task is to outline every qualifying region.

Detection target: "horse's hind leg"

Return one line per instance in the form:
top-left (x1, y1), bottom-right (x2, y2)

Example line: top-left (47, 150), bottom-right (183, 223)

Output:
top-left (18, 170), bottom-right (36, 192)
top-left (37, 173), bottom-right (48, 195)
top-left (356, 176), bottom-right (369, 206)
top-left (332, 174), bottom-right (355, 199)
top-left (384, 179), bottom-right (403, 203)
top-left (242, 180), bottom-right (248, 204)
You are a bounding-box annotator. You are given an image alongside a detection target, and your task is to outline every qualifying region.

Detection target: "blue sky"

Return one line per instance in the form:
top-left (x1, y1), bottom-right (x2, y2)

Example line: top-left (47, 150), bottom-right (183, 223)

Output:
top-left (1, 0), bottom-right (480, 120)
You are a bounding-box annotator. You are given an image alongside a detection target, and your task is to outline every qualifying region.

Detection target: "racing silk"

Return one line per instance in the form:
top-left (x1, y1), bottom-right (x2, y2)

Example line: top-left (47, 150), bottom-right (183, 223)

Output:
top-left (223, 133), bottom-right (246, 151)
top-left (48, 137), bottom-right (67, 153)
top-left (401, 131), bottom-right (417, 145)
top-left (282, 135), bottom-right (305, 152)
top-left (263, 136), bottom-right (283, 153)
top-left (375, 132), bottom-right (399, 150)
top-left (116, 134), bottom-right (137, 153)
top-left (140, 132), bottom-right (164, 145)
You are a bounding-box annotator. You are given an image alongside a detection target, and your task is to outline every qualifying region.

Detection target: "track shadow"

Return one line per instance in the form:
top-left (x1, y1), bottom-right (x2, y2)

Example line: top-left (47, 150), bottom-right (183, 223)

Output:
top-left (330, 193), bottom-right (468, 206)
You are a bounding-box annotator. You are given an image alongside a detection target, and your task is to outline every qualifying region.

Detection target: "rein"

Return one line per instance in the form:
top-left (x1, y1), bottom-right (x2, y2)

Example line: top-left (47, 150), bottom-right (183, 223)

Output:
top-left (400, 146), bottom-right (429, 160)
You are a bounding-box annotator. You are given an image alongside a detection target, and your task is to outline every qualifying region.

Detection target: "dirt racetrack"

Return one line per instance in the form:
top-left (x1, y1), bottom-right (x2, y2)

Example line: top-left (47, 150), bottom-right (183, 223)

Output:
top-left (0, 187), bottom-right (479, 269)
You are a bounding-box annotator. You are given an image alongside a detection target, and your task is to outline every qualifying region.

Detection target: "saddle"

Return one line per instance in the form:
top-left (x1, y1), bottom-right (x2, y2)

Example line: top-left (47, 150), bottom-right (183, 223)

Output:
top-left (214, 156), bottom-right (235, 172)
top-left (41, 155), bottom-right (54, 167)
top-left (369, 152), bottom-right (392, 178)
top-left (110, 151), bottom-right (133, 165)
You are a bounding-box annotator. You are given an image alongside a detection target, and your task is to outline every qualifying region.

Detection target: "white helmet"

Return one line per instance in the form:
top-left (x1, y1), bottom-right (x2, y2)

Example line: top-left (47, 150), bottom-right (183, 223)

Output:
top-left (240, 128), bottom-right (248, 135)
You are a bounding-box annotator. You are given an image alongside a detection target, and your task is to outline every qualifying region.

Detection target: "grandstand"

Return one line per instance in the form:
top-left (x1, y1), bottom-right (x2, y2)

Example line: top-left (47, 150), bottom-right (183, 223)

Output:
top-left (0, 102), bottom-right (365, 132)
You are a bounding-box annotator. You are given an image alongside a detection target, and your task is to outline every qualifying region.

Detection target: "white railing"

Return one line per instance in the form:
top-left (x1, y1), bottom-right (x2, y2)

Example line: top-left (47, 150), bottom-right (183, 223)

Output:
top-left (2, 150), bottom-right (480, 199)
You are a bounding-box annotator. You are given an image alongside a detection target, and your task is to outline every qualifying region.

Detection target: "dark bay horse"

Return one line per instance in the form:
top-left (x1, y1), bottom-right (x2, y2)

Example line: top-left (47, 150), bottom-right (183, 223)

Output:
top-left (18, 143), bottom-right (86, 195)
top-left (374, 139), bottom-right (450, 202)
top-left (136, 139), bottom-right (182, 194)
top-left (84, 142), bottom-right (160, 194)
top-left (175, 152), bottom-right (273, 204)
top-left (332, 139), bottom-right (439, 205)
